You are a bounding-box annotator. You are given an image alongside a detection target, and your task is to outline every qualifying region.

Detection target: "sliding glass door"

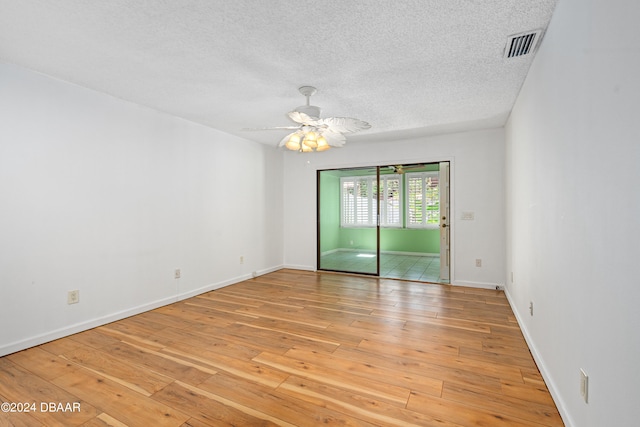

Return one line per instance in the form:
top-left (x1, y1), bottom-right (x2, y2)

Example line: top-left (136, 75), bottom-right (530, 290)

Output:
top-left (318, 162), bottom-right (450, 283)
top-left (317, 167), bottom-right (379, 275)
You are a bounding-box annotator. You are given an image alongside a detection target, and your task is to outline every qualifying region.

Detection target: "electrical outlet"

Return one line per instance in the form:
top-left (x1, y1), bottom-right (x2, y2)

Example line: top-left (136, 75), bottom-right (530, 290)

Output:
top-left (240, 256), bottom-right (244, 264)
top-left (580, 369), bottom-right (589, 403)
top-left (511, 271), bottom-right (514, 283)
top-left (174, 269), bottom-right (181, 279)
top-left (67, 290), bottom-right (79, 305)
top-left (475, 259), bottom-right (482, 267)
top-left (529, 301), bottom-right (534, 316)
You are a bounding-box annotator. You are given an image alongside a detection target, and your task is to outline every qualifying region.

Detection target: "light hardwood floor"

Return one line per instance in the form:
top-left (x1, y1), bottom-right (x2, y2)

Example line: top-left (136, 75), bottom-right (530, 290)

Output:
top-left (0, 269), bottom-right (563, 426)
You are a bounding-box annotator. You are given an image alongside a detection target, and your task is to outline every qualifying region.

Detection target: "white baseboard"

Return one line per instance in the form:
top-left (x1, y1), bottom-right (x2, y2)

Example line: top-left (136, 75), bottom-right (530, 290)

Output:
top-left (253, 265), bottom-right (285, 277)
top-left (503, 288), bottom-right (573, 427)
top-left (0, 265), bottom-right (284, 357)
top-left (282, 263), bottom-right (316, 272)
top-left (451, 280), bottom-right (502, 290)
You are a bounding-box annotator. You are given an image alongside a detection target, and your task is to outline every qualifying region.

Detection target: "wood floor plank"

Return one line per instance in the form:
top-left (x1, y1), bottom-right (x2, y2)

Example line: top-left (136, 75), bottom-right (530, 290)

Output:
top-left (38, 337), bottom-right (84, 356)
top-left (222, 322), bottom-right (340, 353)
top-left (355, 330), bottom-right (461, 356)
top-left (442, 382), bottom-right (563, 426)
top-left (6, 347), bottom-right (82, 381)
top-left (370, 306), bottom-right (439, 323)
top-left (482, 340), bottom-right (536, 360)
top-left (407, 390), bottom-right (546, 427)
top-left (521, 366), bottom-right (547, 386)
top-left (0, 412), bottom-right (42, 426)
top-left (285, 296), bottom-right (374, 316)
top-left (181, 301), bottom-right (259, 323)
top-left (197, 372), bottom-right (377, 427)
top-left (149, 327), bottom-right (262, 361)
top-left (501, 379), bottom-right (557, 406)
top-left (459, 345), bottom-right (539, 370)
top-left (283, 347), bottom-right (445, 397)
top-left (160, 343), bottom-right (289, 388)
top-left (234, 305), bottom-right (333, 329)
top-left (82, 412), bottom-right (129, 427)
top-left (96, 341), bottom-right (214, 385)
top-left (154, 301), bottom-right (238, 327)
top-left (135, 309), bottom-right (209, 330)
top-left (96, 326), bottom-right (167, 352)
top-left (332, 345), bottom-right (504, 394)
top-left (378, 312), bottom-right (493, 333)
top-left (0, 270), bottom-right (563, 426)
top-left (66, 329), bottom-right (123, 351)
top-left (61, 347), bottom-right (174, 396)
top-left (356, 338), bottom-right (525, 383)
top-left (208, 326), bottom-right (333, 356)
top-left (0, 391), bottom-right (43, 427)
top-left (51, 367), bottom-right (189, 427)
top-left (277, 375), bottom-right (462, 427)
top-left (481, 330), bottom-right (529, 350)
top-left (0, 358), bottom-right (97, 426)
top-left (252, 351), bottom-right (412, 407)
top-left (151, 381), bottom-right (283, 427)
top-left (242, 317), bottom-right (362, 347)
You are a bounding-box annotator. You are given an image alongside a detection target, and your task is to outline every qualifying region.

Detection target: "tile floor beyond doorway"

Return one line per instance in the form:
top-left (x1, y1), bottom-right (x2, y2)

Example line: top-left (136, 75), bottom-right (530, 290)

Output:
top-left (320, 250), bottom-right (447, 283)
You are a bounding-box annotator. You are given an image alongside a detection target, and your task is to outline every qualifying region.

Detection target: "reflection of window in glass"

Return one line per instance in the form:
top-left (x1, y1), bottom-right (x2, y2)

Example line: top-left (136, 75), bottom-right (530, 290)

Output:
top-left (379, 175), bottom-right (401, 227)
top-left (340, 174), bottom-right (401, 227)
top-left (406, 172), bottom-right (440, 228)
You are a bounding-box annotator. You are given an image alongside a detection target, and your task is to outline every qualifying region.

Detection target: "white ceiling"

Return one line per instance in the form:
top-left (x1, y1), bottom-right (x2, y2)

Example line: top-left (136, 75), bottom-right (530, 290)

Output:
top-left (0, 0), bottom-right (557, 145)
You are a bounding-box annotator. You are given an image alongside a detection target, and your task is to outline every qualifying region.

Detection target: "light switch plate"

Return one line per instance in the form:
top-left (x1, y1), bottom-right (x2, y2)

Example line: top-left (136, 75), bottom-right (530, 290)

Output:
top-left (580, 369), bottom-right (589, 403)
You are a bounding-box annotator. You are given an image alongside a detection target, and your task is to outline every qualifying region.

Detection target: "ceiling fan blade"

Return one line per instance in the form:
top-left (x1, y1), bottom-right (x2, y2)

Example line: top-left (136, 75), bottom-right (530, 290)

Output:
top-left (320, 129), bottom-right (347, 147)
top-left (319, 117), bottom-right (371, 134)
top-left (288, 111), bottom-right (320, 126)
top-left (242, 126), bottom-right (300, 131)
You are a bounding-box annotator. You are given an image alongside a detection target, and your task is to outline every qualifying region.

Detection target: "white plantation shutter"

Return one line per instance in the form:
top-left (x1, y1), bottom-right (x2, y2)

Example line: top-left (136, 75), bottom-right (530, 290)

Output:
top-left (380, 175), bottom-right (401, 227)
top-left (341, 180), bottom-right (355, 224)
top-left (407, 175), bottom-right (423, 226)
top-left (406, 171), bottom-right (440, 228)
top-left (355, 179), bottom-right (371, 224)
top-left (341, 176), bottom-right (376, 227)
top-left (340, 174), bottom-right (400, 227)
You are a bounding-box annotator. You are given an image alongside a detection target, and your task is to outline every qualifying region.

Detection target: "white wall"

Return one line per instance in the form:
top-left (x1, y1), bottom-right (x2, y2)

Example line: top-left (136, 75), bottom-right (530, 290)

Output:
top-left (505, 1), bottom-right (640, 425)
top-left (0, 63), bottom-right (284, 356)
top-left (283, 128), bottom-right (506, 289)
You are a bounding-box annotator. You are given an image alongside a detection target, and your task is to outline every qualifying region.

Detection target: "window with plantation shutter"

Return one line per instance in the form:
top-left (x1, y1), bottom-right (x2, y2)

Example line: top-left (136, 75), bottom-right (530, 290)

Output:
top-left (379, 175), bottom-right (401, 227)
top-left (341, 179), bottom-right (356, 224)
top-left (340, 174), bottom-right (401, 227)
top-left (405, 171), bottom-right (440, 228)
top-left (340, 176), bottom-right (376, 227)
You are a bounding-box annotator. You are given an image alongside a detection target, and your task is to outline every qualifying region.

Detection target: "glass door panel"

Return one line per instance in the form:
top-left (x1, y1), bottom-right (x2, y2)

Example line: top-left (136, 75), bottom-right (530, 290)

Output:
top-left (318, 167), bottom-right (379, 275)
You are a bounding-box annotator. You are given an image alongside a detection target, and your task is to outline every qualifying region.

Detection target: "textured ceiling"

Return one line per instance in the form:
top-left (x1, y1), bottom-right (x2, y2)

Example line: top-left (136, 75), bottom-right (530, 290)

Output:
top-left (0, 0), bottom-right (557, 145)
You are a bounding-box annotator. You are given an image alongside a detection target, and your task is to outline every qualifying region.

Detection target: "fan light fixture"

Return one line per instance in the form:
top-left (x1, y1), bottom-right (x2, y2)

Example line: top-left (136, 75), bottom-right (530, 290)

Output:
top-left (284, 127), bottom-right (330, 152)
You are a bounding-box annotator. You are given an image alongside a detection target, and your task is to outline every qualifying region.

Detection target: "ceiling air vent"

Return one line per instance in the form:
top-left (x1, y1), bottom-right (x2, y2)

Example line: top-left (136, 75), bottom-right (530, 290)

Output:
top-left (504, 30), bottom-right (543, 58)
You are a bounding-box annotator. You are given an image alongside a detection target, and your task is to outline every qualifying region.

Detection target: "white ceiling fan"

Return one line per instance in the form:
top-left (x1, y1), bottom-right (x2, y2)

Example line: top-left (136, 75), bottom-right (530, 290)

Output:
top-left (260, 86), bottom-right (371, 152)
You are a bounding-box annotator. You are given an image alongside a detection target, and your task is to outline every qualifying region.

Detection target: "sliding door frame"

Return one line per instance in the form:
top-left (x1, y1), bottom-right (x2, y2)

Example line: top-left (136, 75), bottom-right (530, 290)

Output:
top-left (317, 159), bottom-right (452, 283)
top-left (316, 166), bottom-right (380, 276)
